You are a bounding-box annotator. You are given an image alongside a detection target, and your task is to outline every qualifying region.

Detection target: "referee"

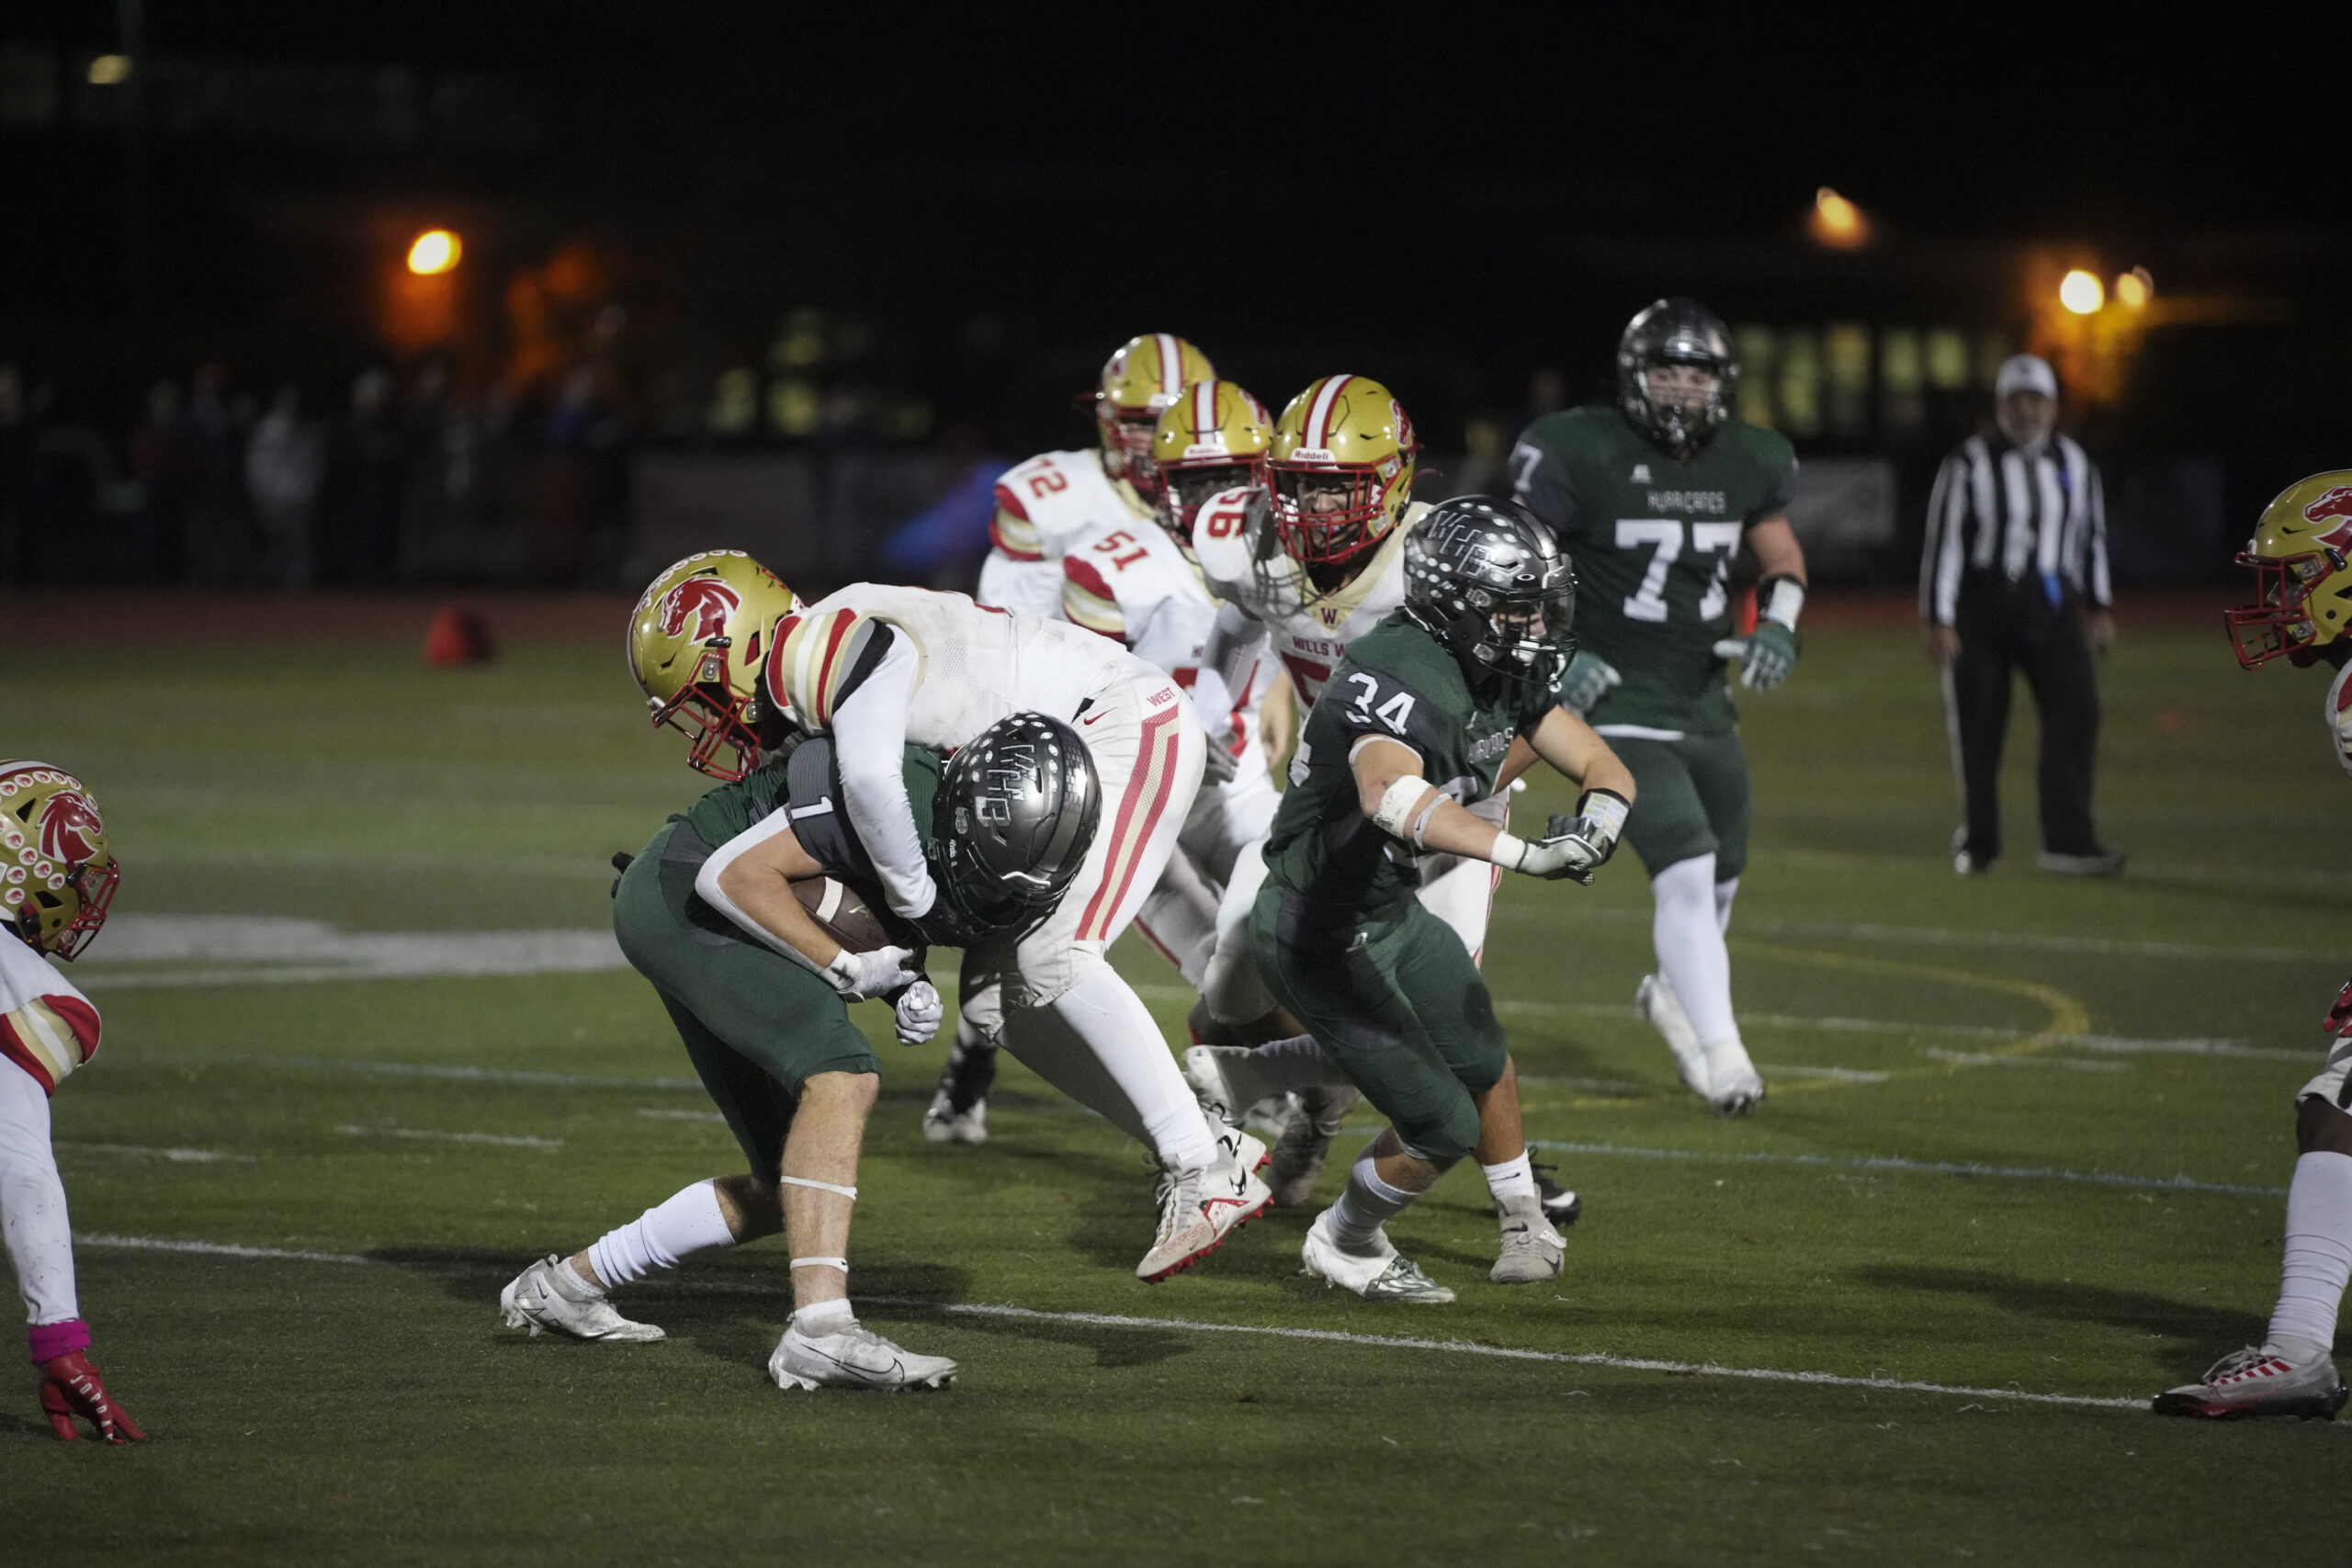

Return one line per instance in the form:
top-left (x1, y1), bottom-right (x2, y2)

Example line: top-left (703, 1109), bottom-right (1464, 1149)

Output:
top-left (1919, 353), bottom-right (2121, 877)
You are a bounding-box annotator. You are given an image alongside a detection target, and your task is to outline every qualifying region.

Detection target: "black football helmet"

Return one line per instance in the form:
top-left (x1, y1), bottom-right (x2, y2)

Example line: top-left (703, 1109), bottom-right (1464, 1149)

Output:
top-left (1402, 496), bottom-right (1577, 687)
top-left (933, 712), bottom-right (1102, 931)
top-left (1617, 298), bottom-right (1739, 452)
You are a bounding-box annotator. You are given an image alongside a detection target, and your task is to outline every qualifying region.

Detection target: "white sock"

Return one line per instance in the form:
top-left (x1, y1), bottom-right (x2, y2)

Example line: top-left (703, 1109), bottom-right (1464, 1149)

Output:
top-left (1654, 854), bottom-right (1742, 1051)
top-left (1014, 965), bottom-right (1219, 1170)
top-left (1482, 1151), bottom-right (1537, 1202)
top-left (585, 1179), bottom-right (737, 1290)
top-left (1713, 875), bottom-right (1739, 934)
top-left (1247, 1033), bottom-right (1352, 1094)
top-left (2267, 1150), bottom-right (2352, 1361)
top-left (0, 1066), bottom-right (77, 1325)
top-left (1329, 1150), bottom-right (1418, 1247)
top-left (792, 1298), bottom-right (854, 1336)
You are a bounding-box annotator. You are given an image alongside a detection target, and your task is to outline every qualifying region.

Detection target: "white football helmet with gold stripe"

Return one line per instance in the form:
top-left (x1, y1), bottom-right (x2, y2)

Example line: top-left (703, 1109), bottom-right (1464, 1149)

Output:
top-left (627, 551), bottom-right (801, 780)
top-left (0, 761), bottom-right (119, 961)
top-left (1094, 333), bottom-right (1214, 494)
top-left (1268, 374), bottom-right (1419, 568)
top-left (1148, 378), bottom-right (1272, 542)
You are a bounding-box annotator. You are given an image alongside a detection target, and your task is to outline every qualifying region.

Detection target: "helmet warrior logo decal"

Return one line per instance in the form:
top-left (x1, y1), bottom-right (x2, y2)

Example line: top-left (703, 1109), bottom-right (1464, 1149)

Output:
top-left (39, 791), bottom-right (103, 864)
top-left (657, 578), bottom-right (742, 641)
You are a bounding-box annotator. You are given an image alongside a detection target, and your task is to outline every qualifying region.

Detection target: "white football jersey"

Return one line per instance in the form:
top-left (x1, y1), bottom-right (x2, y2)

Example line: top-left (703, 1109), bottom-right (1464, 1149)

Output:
top-left (776, 582), bottom-right (1139, 748)
top-left (978, 449), bottom-right (1156, 620)
top-left (0, 934), bottom-right (99, 1095)
top-left (2326, 661), bottom-right (2352, 781)
top-left (1059, 517), bottom-right (1272, 776)
top-left (1193, 485), bottom-right (1426, 709)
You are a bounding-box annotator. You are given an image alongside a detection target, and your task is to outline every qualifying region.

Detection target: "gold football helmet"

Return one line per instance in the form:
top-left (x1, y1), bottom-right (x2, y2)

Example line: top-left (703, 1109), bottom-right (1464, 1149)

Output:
top-left (1094, 333), bottom-right (1214, 495)
top-left (1148, 378), bottom-right (1272, 539)
top-left (1267, 375), bottom-right (1419, 567)
top-left (0, 761), bottom-right (119, 960)
top-left (628, 551), bottom-right (800, 779)
top-left (2226, 471), bottom-right (2352, 669)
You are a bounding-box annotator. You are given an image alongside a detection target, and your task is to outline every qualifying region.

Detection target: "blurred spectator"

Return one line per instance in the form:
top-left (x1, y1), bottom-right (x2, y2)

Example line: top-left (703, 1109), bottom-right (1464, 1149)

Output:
top-left (183, 360), bottom-right (257, 586)
top-left (0, 365), bottom-right (29, 584)
top-left (537, 365), bottom-right (629, 584)
top-left (129, 380), bottom-right (193, 583)
top-left (245, 384), bottom-right (325, 590)
top-left (323, 368), bottom-right (402, 585)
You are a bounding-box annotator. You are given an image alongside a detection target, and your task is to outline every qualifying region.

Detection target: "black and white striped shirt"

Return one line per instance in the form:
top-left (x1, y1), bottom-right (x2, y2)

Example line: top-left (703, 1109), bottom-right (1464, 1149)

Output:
top-left (1919, 433), bottom-right (2110, 626)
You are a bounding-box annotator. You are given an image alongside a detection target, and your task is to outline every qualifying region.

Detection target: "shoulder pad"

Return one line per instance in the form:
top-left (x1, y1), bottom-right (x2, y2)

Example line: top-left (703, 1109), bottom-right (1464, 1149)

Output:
top-left (1192, 486), bottom-right (1269, 589)
top-left (768, 609), bottom-right (896, 730)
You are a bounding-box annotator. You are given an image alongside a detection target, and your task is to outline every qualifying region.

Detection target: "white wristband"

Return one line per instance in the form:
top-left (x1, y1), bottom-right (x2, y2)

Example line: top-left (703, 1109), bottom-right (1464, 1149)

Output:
top-left (1371, 775), bottom-right (1430, 840)
top-left (1762, 578), bottom-right (1806, 631)
top-left (1487, 831), bottom-right (1527, 870)
top-left (821, 948), bottom-right (861, 997)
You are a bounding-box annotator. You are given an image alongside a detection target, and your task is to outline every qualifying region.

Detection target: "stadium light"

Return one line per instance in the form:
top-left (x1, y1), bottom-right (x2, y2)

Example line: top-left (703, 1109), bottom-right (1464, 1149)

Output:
top-left (407, 229), bottom-right (461, 276)
top-left (86, 54), bottom-right (130, 85)
top-left (2059, 269), bottom-right (2104, 314)
top-left (1807, 186), bottom-right (1869, 250)
top-left (2114, 266), bottom-right (2154, 309)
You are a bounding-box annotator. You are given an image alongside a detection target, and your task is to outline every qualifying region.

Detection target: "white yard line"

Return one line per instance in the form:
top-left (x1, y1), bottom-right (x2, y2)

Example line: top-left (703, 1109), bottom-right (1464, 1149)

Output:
top-left (1527, 1139), bottom-right (2286, 1198)
top-left (62, 1233), bottom-right (2151, 1413)
top-left (54, 1142), bottom-right (254, 1164)
top-left (334, 1124), bottom-right (563, 1149)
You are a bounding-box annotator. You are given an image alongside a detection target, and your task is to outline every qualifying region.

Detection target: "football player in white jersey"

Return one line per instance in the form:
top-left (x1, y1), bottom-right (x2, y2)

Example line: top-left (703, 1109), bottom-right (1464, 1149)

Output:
top-left (2159, 472), bottom-right (2352, 1420)
top-left (976, 333), bottom-right (1215, 622)
top-left (0, 761), bottom-right (145, 1442)
top-left (628, 556), bottom-right (1272, 1283)
top-left (1182, 378), bottom-right (1581, 1227)
top-left (1061, 377), bottom-right (1281, 987)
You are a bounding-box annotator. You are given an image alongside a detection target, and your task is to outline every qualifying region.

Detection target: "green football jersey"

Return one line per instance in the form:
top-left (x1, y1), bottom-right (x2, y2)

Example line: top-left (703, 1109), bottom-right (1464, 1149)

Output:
top-left (1261, 611), bottom-right (1554, 921)
top-left (1510, 406), bottom-right (1796, 733)
top-left (680, 739), bottom-right (944, 893)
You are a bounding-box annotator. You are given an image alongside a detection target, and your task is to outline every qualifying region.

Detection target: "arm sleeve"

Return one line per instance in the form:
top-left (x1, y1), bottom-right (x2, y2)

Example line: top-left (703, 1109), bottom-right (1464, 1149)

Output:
top-left (1197, 601), bottom-right (1268, 736)
top-left (988, 485), bottom-right (1043, 561)
top-left (823, 630), bottom-right (938, 917)
top-left (1509, 427), bottom-right (1578, 536)
top-left (1059, 555), bottom-right (1128, 639)
top-left (1920, 452), bottom-right (1969, 626)
top-left (2085, 460), bottom-right (2112, 609)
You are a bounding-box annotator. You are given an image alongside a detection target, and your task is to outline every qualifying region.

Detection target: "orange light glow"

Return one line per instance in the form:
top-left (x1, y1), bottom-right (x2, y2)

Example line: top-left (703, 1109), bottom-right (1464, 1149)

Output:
top-left (407, 230), bottom-right (461, 276)
top-left (2059, 269), bottom-right (2105, 315)
top-left (2114, 266), bottom-right (2154, 309)
top-left (1807, 186), bottom-right (1869, 250)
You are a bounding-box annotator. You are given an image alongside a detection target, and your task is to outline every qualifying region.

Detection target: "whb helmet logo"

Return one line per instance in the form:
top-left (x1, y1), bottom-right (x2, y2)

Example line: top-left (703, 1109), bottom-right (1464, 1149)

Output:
top-left (38, 791), bottom-right (103, 863)
top-left (658, 578), bottom-right (742, 641)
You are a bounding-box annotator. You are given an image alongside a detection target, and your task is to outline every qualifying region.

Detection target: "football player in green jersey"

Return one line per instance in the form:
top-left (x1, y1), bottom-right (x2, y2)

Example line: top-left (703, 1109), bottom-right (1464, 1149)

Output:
top-left (1510, 299), bottom-right (1810, 1116)
top-left (1251, 497), bottom-right (1634, 1300)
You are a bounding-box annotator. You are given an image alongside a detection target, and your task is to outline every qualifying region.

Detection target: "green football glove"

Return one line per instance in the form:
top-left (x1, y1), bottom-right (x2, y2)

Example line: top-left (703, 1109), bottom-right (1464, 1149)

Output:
top-left (1713, 621), bottom-right (1799, 691)
top-left (1557, 649), bottom-right (1623, 716)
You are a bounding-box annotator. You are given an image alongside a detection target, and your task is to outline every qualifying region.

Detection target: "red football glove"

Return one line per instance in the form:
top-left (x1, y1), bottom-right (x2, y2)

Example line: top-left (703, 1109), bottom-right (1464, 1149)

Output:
top-left (2326, 978), bottom-right (2352, 1039)
top-left (37, 1351), bottom-right (146, 1443)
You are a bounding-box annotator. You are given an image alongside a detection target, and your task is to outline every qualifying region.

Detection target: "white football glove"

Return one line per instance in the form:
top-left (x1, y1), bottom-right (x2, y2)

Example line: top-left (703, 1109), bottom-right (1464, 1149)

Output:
top-left (1557, 649), bottom-right (1623, 716)
top-left (821, 943), bottom-right (925, 1001)
top-left (1489, 794), bottom-right (1630, 886)
top-left (1200, 735), bottom-right (1240, 786)
top-left (892, 978), bottom-right (944, 1047)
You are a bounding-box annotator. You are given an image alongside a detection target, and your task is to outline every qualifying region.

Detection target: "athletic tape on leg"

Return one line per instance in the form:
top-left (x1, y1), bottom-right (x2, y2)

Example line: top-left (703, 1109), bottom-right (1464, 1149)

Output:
top-left (779, 1176), bottom-right (857, 1201)
top-left (790, 1257), bottom-right (849, 1272)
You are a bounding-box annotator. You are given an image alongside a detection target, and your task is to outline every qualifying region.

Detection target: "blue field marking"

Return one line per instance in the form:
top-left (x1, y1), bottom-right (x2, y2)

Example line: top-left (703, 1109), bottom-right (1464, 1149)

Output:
top-left (1527, 1139), bottom-right (2286, 1198)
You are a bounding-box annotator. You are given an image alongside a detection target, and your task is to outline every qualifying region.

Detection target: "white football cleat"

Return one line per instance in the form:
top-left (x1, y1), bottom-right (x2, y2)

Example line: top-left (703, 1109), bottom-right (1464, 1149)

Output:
top-left (1701, 1037), bottom-right (1766, 1116)
top-left (2154, 1346), bottom-right (2348, 1420)
top-left (1136, 1152), bottom-right (1272, 1282)
top-left (922, 1088), bottom-right (988, 1145)
top-left (1489, 1191), bottom-right (1566, 1284)
top-left (499, 1255), bottom-right (665, 1343)
top-left (769, 1321), bottom-right (957, 1392)
top-left (1299, 1210), bottom-right (1454, 1303)
top-left (1267, 1084), bottom-right (1360, 1207)
top-left (1636, 974), bottom-right (1713, 1100)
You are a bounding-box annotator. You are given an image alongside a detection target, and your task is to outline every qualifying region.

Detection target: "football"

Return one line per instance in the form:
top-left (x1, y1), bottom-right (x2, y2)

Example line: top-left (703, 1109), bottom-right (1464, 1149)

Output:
top-left (791, 874), bottom-right (896, 953)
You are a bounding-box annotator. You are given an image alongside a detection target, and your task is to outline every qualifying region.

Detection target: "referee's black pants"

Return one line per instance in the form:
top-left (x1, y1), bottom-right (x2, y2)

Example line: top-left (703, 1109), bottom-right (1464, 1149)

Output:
top-left (1944, 572), bottom-right (2104, 864)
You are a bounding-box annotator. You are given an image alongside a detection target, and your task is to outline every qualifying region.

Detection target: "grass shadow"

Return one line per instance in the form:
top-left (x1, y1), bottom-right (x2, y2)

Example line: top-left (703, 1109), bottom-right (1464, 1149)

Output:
top-left (865, 1300), bottom-right (1193, 1370)
top-left (1860, 1262), bottom-right (2267, 1377)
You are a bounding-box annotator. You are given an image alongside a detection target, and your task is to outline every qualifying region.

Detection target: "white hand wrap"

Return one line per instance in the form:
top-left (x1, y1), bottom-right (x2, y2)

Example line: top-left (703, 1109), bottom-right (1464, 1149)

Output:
top-left (1760, 576), bottom-right (1806, 631)
top-left (1371, 775), bottom-right (1431, 840)
top-left (1487, 831), bottom-right (1530, 871)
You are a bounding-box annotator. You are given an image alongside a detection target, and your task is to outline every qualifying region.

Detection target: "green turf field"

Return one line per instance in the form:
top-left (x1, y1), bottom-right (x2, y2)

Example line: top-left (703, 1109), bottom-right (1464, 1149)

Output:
top-left (4, 615), bottom-right (2348, 1565)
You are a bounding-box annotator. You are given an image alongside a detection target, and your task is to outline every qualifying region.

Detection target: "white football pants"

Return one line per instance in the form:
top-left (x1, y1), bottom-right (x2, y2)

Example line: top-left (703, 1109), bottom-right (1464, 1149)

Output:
top-left (0, 1065), bottom-right (77, 1327)
top-left (1653, 853), bottom-right (1742, 1050)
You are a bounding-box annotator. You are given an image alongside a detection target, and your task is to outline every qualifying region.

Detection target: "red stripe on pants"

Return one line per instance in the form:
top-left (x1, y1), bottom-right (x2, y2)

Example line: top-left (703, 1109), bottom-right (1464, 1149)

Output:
top-left (1077, 705), bottom-right (1181, 941)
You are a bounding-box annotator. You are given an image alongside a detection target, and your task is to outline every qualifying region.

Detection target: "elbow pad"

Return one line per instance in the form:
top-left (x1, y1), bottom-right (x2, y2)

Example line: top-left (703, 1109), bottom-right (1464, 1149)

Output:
top-left (1370, 775), bottom-right (1430, 840)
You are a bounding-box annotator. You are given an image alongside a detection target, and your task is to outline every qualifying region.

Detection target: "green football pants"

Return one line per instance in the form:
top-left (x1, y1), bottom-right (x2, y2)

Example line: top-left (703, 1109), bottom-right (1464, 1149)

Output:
top-left (1249, 887), bottom-right (1509, 1164)
top-left (611, 821), bottom-right (880, 1177)
top-left (1607, 728), bottom-right (1752, 880)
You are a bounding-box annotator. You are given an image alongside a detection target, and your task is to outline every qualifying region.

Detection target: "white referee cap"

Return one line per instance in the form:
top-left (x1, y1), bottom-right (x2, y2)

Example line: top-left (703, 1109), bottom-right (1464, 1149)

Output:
top-left (1995, 354), bottom-right (2059, 399)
